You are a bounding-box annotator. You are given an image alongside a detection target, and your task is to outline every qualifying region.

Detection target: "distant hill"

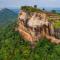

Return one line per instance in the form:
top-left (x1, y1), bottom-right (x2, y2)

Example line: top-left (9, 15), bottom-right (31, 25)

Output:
top-left (10, 8), bottom-right (19, 14)
top-left (55, 10), bottom-right (60, 13)
top-left (52, 8), bottom-right (60, 13)
top-left (0, 8), bottom-right (18, 27)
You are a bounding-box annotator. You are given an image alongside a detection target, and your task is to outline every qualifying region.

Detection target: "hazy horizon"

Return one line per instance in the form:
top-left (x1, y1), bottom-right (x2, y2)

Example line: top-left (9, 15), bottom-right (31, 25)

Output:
top-left (0, 0), bottom-right (60, 10)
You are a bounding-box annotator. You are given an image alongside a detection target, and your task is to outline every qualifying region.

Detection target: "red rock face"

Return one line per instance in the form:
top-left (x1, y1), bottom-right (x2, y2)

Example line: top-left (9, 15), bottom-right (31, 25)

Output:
top-left (17, 10), bottom-right (60, 44)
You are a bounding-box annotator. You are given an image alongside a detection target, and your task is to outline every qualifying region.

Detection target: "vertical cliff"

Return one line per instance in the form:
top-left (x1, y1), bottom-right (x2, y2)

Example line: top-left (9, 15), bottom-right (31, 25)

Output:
top-left (17, 7), bottom-right (60, 44)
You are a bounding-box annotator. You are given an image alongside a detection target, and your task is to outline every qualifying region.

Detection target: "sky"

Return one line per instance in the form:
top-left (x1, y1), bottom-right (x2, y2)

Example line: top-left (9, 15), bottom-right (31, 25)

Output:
top-left (0, 0), bottom-right (60, 9)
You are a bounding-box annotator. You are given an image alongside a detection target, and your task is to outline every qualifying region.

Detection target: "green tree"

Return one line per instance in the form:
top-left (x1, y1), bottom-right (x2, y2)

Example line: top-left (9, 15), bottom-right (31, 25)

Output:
top-left (34, 5), bottom-right (37, 8)
top-left (51, 10), bottom-right (56, 13)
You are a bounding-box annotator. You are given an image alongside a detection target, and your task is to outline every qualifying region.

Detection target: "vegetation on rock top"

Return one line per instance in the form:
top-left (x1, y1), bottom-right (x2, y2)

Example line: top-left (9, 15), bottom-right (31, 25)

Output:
top-left (21, 6), bottom-right (43, 12)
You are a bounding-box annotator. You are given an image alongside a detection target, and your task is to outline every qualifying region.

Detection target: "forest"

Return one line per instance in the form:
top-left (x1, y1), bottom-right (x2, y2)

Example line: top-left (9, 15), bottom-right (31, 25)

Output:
top-left (0, 22), bottom-right (60, 60)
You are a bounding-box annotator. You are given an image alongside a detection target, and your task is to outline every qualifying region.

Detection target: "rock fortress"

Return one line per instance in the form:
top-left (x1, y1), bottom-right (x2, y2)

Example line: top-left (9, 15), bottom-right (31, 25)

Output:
top-left (17, 8), bottom-right (60, 45)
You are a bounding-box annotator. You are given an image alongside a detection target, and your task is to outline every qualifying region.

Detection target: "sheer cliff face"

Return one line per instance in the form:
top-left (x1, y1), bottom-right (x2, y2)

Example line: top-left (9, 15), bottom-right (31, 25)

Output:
top-left (27, 13), bottom-right (48, 28)
top-left (17, 10), bottom-right (55, 43)
top-left (18, 10), bottom-right (27, 22)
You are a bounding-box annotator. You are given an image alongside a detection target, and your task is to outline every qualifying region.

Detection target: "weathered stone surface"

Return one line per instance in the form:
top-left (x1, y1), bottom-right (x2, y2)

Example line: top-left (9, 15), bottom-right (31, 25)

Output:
top-left (17, 10), bottom-right (60, 44)
top-left (54, 28), bottom-right (60, 39)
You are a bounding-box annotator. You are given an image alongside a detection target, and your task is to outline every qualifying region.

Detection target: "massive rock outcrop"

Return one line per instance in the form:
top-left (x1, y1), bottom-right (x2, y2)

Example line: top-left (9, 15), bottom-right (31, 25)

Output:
top-left (17, 10), bottom-right (60, 44)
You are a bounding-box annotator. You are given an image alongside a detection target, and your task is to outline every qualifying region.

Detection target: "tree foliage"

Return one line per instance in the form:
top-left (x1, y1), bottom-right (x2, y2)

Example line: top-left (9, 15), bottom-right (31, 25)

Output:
top-left (51, 10), bottom-right (56, 13)
top-left (21, 6), bottom-right (42, 12)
